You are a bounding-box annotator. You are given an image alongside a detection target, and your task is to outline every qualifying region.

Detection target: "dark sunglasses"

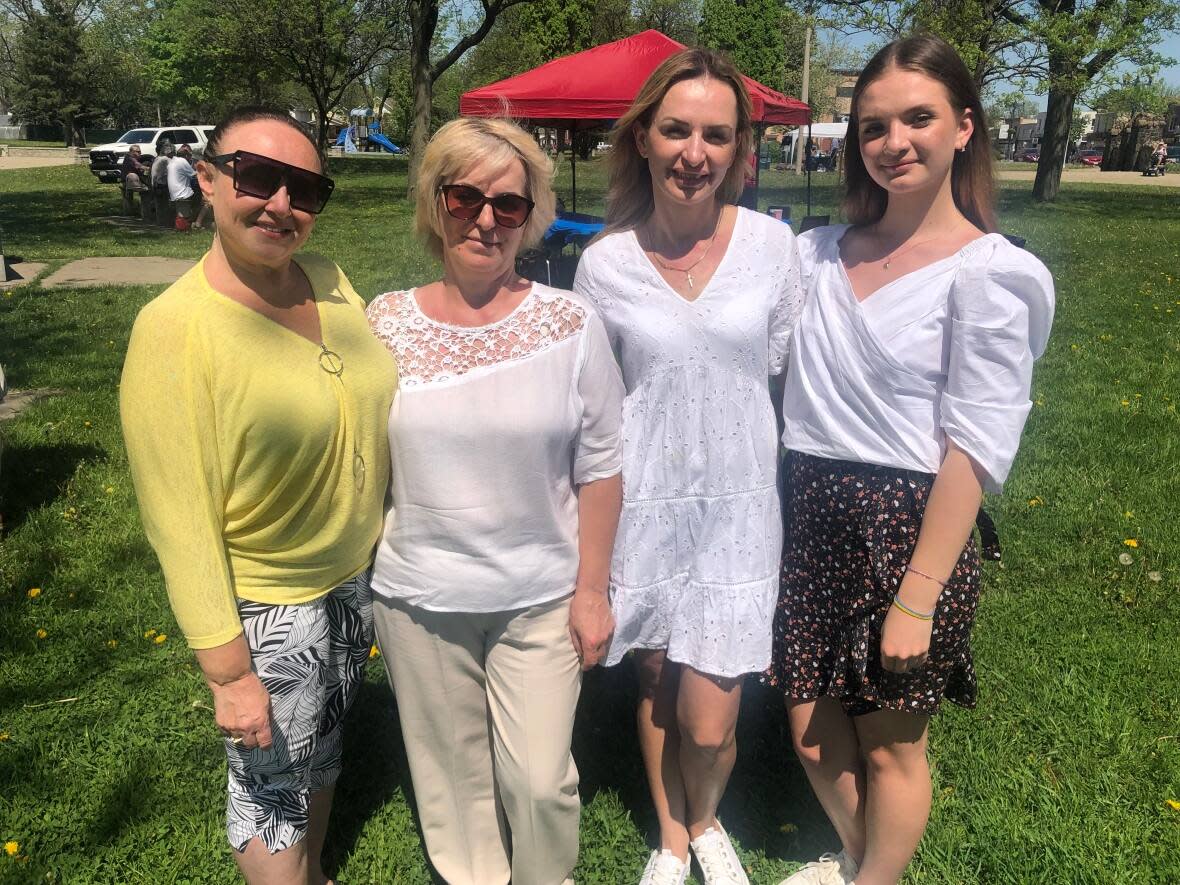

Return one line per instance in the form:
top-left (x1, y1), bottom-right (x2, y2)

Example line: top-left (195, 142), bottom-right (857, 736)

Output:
top-left (439, 184), bottom-right (534, 229)
top-left (208, 150), bottom-right (335, 214)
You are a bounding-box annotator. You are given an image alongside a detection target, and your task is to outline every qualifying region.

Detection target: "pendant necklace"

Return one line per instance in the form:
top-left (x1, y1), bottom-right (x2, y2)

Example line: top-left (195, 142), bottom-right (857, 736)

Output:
top-left (879, 220), bottom-right (964, 270)
top-left (648, 209), bottom-right (723, 291)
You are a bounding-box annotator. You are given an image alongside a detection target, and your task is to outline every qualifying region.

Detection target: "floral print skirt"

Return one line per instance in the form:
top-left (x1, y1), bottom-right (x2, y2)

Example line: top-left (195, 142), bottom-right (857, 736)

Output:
top-left (767, 451), bottom-right (981, 715)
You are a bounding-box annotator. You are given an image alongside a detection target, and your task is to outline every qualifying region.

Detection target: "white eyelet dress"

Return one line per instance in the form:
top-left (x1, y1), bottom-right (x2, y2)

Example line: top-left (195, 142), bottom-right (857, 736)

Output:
top-left (573, 208), bottom-right (805, 677)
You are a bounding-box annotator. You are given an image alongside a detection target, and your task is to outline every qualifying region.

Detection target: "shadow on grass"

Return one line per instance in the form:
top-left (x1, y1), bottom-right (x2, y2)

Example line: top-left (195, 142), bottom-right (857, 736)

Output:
top-left (575, 661), bottom-right (839, 866)
top-left (0, 441), bottom-right (105, 534)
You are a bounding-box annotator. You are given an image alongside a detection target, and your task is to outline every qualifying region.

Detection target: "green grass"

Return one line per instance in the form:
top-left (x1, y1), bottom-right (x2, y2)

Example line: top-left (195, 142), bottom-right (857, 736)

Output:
top-left (2, 159), bottom-right (1179, 883)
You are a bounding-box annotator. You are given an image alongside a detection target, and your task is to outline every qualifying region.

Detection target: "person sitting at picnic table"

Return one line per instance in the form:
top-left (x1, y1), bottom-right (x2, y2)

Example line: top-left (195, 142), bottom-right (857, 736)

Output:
top-left (169, 144), bottom-right (208, 230)
top-left (121, 105), bottom-right (395, 884)
top-left (120, 145), bottom-right (151, 216)
top-left (151, 141), bottom-right (175, 228)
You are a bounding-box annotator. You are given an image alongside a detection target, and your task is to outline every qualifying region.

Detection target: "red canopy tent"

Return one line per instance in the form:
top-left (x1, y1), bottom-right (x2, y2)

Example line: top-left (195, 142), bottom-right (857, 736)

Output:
top-left (460, 30), bottom-right (811, 210)
top-left (460, 30), bottom-right (810, 127)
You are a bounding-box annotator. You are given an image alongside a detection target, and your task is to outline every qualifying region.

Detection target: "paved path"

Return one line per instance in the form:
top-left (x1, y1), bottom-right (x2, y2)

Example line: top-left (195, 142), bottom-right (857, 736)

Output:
top-left (0, 155), bottom-right (80, 170)
top-left (0, 262), bottom-right (48, 290)
top-left (997, 167), bottom-right (1180, 187)
top-left (40, 257), bottom-right (195, 289)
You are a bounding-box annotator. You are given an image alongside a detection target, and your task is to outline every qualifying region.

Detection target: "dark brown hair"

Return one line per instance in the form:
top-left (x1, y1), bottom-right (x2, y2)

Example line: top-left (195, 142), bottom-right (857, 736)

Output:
top-left (842, 34), bottom-right (997, 233)
top-left (205, 106), bottom-right (319, 167)
top-left (604, 48), bottom-right (754, 234)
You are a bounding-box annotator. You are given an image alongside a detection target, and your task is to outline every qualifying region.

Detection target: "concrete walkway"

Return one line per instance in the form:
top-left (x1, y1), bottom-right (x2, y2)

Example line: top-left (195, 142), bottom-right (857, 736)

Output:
top-left (0, 155), bottom-right (82, 170)
top-left (40, 257), bottom-right (196, 289)
top-left (997, 167), bottom-right (1180, 187)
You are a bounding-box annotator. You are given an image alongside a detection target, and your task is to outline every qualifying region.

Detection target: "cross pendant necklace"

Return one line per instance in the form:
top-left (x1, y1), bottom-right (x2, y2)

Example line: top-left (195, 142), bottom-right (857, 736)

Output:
top-left (648, 209), bottom-right (723, 291)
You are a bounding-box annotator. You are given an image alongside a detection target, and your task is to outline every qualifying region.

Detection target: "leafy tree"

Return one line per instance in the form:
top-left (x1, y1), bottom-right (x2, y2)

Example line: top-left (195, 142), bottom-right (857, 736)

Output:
top-left (1088, 75), bottom-right (1178, 124)
top-left (8, 0), bottom-right (97, 144)
top-left (698, 0), bottom-right (788, 88)
top-left (633, 0), bottom-right (699, 43)
top-left (984, 89), bottom-right (1039, 123)
top-left (405, 0), bottom-right (535, 192)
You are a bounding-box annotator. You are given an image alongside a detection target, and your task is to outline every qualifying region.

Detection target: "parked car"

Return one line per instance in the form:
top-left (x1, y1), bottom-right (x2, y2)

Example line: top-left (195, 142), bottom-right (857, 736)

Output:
top-left (1077, 149), bottom-right (1103, 167)
top-left (88, 125), bottom-right (214, 183)
top-left (1019, 149), bottom-right (1040, 163)
top-left (1166, 146), bottom-right (1180, 165)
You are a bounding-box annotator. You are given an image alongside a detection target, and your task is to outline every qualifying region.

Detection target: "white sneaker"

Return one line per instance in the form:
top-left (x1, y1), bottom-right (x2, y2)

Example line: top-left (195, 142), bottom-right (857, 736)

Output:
top-left (639, 849), bottom-right (689, 885)
top-left (690, 821), bottom-right (750, 885)
top-left (777, 849), bottom-right (859, 885)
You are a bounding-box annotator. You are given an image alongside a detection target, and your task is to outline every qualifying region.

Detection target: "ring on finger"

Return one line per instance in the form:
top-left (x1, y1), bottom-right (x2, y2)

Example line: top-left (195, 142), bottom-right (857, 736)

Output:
top-left (230, 735), bottom-right (245, 746)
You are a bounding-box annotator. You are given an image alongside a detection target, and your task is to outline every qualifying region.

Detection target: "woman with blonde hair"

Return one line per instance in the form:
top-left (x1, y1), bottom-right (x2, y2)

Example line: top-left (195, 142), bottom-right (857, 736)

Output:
top-left (366, 116), bottom-right (625, 885)
top-left (574, 49), bottom-right (804, 885)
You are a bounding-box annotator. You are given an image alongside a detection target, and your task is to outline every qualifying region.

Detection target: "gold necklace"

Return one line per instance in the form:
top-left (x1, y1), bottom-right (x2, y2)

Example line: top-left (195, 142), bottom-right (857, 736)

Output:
top-left (878, 220), bottom-right (964, 270)
top-left (647, 209), bottom-right (723, 290)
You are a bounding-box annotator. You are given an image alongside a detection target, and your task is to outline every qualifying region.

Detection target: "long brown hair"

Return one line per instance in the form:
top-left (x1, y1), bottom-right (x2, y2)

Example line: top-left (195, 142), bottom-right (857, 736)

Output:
top-left (604, 48), bottom-right (754, 235)
top-left (842, 34), bottom-right (997, 233)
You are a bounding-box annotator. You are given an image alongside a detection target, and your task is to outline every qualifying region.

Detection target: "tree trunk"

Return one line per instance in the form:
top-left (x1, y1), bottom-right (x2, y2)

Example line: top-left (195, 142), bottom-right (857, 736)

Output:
top-left (406, 0), bottom-right (438, 196)
top-left (314, 93), bottom-right (330, 163)
top-left (1032, 82), bottom-right (1075, 202)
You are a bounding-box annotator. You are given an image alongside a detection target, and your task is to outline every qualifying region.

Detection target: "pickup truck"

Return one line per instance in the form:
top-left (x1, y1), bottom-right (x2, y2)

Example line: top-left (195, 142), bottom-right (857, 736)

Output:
top-left (88, 125), bottom-right (215, 183)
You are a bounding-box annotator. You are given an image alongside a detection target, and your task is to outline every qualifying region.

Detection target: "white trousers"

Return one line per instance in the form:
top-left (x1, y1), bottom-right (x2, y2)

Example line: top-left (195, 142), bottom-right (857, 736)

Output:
top-left (373, 593), bottom-right (581, 885)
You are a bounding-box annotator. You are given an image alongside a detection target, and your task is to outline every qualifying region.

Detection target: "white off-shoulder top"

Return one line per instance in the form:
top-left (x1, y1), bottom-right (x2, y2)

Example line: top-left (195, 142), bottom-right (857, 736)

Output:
top-left (782, 223), bottom-right (1055, 493)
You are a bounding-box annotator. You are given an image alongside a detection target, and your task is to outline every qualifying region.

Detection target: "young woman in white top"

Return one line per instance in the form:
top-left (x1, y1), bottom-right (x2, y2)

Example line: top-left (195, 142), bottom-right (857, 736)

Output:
top-left (575, 49), bottom-right (804, 885)
top-left (770, 36), bottom-right (1055, 885)
top-left (365, 117), bottom-right (625, 885)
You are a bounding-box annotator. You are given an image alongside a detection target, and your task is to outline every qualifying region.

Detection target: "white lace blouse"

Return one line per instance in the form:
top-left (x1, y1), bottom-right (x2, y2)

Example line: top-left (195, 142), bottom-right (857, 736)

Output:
top-left (365, 284), bottom-right (625, 612)
top-left (782, 224), bottom-right (1056, 492)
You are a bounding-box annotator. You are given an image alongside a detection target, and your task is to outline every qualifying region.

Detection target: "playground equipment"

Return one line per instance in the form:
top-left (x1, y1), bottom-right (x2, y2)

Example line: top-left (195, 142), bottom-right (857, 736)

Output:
top-left (337, 108), bottom-right (402, 154)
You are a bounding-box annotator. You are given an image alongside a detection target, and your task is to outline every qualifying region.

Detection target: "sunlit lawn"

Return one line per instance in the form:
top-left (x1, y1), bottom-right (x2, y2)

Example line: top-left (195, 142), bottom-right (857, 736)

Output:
top-left (1, 158), bottom-right (1178, 883)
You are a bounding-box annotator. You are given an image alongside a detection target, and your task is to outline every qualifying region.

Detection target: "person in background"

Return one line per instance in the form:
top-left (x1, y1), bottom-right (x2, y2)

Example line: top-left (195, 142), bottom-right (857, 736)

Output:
top-left (169, 144), bottom-right (201, 230)
top-left (574, 48), bottom-right (804, 885)
top-left (121, 106), bottom-right (395, 884)
top-left (120, 145), bottom-right (151, 216)
top-left (365, 116), bottom-right (624, 885)
top-left (151, 141), bottom-right (175, 229)
top-left (771, 35), bottom-right (1055, 885)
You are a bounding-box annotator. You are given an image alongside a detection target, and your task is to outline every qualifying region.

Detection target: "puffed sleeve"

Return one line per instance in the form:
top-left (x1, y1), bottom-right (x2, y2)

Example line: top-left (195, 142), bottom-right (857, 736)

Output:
top-left (940, 249), bottom-right (1055, 493)
top-left (769, 228), bottom-right (806, 375)
top-left (571, 307), bottom-right (625, 485)
top-left (120, 301), bottom-right (240, 649)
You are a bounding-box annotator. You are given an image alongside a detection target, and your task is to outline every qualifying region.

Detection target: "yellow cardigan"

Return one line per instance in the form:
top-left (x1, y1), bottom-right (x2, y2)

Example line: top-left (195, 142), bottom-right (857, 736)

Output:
top-left (120, 254), bottom-right (398, 649)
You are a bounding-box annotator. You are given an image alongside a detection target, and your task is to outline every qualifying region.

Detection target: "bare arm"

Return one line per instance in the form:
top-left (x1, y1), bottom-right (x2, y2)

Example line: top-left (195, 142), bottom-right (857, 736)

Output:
top-left (194, 635), bottom-right (273, 749)
top-left (568, 473), bottom-right (623, 670)
top-left (880, 440), bottom-right (984, 673)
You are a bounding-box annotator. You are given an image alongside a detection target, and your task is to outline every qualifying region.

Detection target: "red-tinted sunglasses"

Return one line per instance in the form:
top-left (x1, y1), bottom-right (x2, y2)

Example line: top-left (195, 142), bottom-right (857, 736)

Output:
top-left (439, 184), bottom-right (534, 229)
top-left (209, 150), bottom-right (335, 214)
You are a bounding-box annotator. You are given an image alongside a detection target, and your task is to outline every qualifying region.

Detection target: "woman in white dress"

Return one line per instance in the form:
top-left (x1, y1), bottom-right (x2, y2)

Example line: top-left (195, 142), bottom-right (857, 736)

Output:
top-left (770, 36), bottom-right (1055, 885)
top-left (574, 49), bottom-right (804, 885)
top-left (366, 117), bottom-right (625, 885)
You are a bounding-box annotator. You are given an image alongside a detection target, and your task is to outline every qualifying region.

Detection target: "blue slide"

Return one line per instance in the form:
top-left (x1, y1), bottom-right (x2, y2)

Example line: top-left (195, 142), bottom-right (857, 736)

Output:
top-left (366, 132), bottom-right (402, 154)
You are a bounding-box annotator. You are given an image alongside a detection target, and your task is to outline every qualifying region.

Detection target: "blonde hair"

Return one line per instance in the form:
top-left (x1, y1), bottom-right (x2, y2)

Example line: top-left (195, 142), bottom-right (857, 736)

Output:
top-left (415, 117), bottom-right (556, 259)
top-left (604, 48), bottom-right (754, 235)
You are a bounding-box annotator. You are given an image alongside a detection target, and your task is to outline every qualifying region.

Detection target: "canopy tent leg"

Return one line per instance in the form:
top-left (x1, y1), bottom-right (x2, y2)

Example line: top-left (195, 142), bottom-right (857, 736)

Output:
top-left (570, 127), bottom-right (577, 214)
top-left (806, 120), bottom-right (813, 216)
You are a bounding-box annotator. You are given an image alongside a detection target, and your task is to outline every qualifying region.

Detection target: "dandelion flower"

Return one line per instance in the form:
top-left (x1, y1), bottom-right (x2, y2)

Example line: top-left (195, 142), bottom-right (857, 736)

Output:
top-left (4, 842), bottom-right (18, 857)
top-left (369, 645), bottom-right (380, 659)
top-left (1124, 539), bottom-right (1139, 548)
top-left (26, 588), bottom-right (41, 599)
top-left (106, 639), bottom-right (118, 649)
top-left (1028, 497), bottom-right (1044, 507)
top-left (1166, 799), bottom-right (1180, 811)
top-left (1124, 511), bottom-right (1134, 519)
top-left (143, 629), bottom-right (156, 639)
top-left (1148, 571), bottom-right (1162, 583)
top-left (104, 486), bottom-right (114, 494)
top-left (0, 732), bottom-right (9, 742)
top-left (1119, 553), bottom-right (1134, 566)
top-left (1120, 399), bottom-right (1130, 406)
top-left (154, 634), bottom-right (167, 644)
top-left (35, 629), bottom-right (47, 640)
top-left (84, 421), bottom-right (91, 427)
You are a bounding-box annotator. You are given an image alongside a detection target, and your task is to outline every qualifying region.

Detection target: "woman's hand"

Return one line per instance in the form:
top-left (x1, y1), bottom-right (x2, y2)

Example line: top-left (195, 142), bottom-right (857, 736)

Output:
top-left (879, 603), bottom-right (934, 674)
top-left (569, 587), bottom-right (614, 671)
top-left (210, 671), bottom-right (273, 750)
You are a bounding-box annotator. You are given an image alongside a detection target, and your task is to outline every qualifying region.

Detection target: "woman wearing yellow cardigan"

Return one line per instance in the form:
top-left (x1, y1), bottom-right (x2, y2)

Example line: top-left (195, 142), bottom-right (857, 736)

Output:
top-left (120, 107), bottom-right (396, 885)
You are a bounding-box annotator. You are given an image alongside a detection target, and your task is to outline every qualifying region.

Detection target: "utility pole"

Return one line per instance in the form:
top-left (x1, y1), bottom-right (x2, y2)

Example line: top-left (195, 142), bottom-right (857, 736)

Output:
top-left (795, 23), bottom-right (811, 175)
